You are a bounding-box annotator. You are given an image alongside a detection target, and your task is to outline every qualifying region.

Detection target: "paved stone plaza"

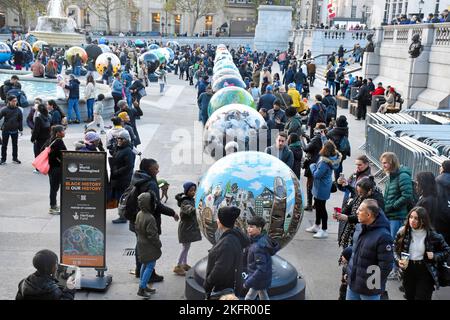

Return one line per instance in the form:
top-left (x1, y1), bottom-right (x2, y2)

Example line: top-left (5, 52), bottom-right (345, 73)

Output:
top-left (0, 66), bottom-right (449, 300)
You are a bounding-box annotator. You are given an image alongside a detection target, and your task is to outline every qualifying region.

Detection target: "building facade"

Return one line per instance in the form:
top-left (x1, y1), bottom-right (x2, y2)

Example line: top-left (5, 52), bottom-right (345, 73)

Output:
top-left (3, 0), bottom-right (260, 35)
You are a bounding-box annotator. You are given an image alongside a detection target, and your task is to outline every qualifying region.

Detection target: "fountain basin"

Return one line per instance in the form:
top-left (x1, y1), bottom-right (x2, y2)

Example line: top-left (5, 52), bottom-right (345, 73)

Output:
top-left (29, 31), bottom-right (86, 47)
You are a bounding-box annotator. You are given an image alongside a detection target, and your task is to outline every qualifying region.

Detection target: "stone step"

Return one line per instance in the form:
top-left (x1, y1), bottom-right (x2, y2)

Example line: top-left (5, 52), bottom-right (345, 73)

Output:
top-left (414, 88), bottom-right (450, 109)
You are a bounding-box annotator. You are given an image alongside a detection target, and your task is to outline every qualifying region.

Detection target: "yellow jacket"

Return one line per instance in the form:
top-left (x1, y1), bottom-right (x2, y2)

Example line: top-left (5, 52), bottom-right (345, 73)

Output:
top-left (288, 88), bottom-right (303, 111)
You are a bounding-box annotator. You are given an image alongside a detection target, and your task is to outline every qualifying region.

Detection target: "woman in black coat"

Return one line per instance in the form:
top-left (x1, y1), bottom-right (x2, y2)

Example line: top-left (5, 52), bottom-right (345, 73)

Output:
top-left (109, 131), bottom-right (136, 202)
top-left (395, 207), bottom-right (450, 300)
top-left (301, 123), bottom-right (326, 210)
top-left (415, 172), bottom-right (439, 230)
top-left (288, 133), bottom-right (303, 179)
top-left (31, 104), bottom-right (51, 159)
top-left (327, 116), bottom-right (350, 180)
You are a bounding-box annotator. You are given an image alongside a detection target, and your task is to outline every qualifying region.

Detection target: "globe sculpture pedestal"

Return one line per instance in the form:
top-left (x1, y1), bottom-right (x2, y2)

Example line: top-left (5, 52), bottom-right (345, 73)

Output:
top-left (185, 256), bottom-right (306, 300)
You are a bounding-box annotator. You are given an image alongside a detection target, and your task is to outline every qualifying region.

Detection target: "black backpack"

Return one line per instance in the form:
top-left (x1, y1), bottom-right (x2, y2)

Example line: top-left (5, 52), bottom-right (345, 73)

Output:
top-left (317, 103), bottom-right (326, 123)
top-left (0, 85), bottom-right (5, 101)
top-left (118, 182), bottom-right (150, 222)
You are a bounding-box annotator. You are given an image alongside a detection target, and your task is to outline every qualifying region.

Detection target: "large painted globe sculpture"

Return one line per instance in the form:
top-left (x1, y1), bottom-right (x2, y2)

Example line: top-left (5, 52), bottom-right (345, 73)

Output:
top-left (208, 86), bottom-right (256, 116)
top-left (165, 47), bottom-right (175, 62)
top-left (150, 49), bottom-right (166, 65)
top-left (196, 151), bottom-right (304, 247)
top-left (32, 40), bottom-right (48, 54)
top-left (135, 39), bottom-right (145, 48)
top-left (159, 47), bottom-right (171, 62)
top-left (213, 59), bottom-right (238, 74)
top-left (139, 51), bottom-right (160, 73)
top-left (0, 42), bottom-right (12, 63)
top-left (212, 68), bottom-right (241, 84)
top-left (214, 52), bottom-right (233, 64)
top-left (12, 40), bottom-right (32, 52)
top-left (203, 104), bottom-right (266, 159)
top-left (149, 43), bottom-right (160, 50)
top-left (98, 44), bottom-right (111, 53)
top-left (95, 52), bottom-right (121, 75)
top-left (65, 46), bottom-right (88, 64)
top-left (212, 75), bottom-right (246, 93)
top-left (85, 44), bottom-right (103, 62)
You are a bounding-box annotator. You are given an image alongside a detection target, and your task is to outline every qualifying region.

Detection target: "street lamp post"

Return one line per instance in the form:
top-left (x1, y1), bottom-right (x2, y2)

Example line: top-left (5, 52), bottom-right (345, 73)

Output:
top-left (418, 0), bottom-right (425, 21)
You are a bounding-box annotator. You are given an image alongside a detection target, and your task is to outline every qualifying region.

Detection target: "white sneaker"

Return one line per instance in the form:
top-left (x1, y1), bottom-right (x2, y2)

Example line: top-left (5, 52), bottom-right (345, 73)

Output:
top-left (305, 225), bottom-right (321, 233)
top-left (313, 230), bottom-right (329, 239)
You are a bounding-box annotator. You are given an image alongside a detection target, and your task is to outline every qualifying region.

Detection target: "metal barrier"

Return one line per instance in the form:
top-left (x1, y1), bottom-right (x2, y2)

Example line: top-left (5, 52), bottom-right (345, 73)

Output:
top-left (420, 114), bottom-right (450, 125)
top-left (401, 109), bottom-right (450, 121)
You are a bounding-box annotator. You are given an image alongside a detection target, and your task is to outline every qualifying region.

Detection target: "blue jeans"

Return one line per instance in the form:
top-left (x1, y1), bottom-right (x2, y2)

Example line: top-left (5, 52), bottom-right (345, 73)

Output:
top-left (86, 98), bottom-right (95, 120)
top-left (328, 80), bottom-right (336, 95)
top-left (68, 98), bottom-right (81, 122)
top-left (74, 65), bottom-right (81, 76)
top-left (390, 219), bottom-right (403, 271)
top-left (346, 287), bottom-right (381, 300)
top-left (139, 260), bottom-right (156, 289)
top-left (57, 64), bottom-right (63, 74)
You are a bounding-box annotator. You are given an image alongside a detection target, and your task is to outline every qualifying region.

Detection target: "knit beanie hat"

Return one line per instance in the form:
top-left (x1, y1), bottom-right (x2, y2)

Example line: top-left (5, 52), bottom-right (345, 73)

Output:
top-left (84, 131), bottom-right (100, 144)
top-left (183, 182), bottom-right (196, 195)
top-left (218, 206), bottom-right (241, 228)
top-left (118, 112), bottom-right (128, 121)
top-left (33, 249), bottom-right (58, 276)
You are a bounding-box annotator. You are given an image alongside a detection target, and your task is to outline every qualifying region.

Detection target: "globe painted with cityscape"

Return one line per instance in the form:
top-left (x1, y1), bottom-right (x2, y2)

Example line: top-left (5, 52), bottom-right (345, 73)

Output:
top-left (65, 46), bottom-right (88, 64)
top-left (196, 151), bottom-right (304, 248)
top-left (215, 52), bottom-right (233, 64)
top-left (62, 225), bottom-right (104, 256)
top-left (0, 42), bottom-right (11, 63)
top-left (149, 44), bottom-right (160, 50)
top-left (212, 75), bottom-right (246, 93)
top-left (135, 39), bottom-right (145, 48)
top-left (85, 44), bottom-right (103, 62)
top-left (95, 52), bottom-right (121, 75)
top-left (213, 59), bottom-right (238, 74)
top-left (166, 47), bottom-right (175, 61)
top-left (203, 104), bottom-right (267, 159)
top-left (208, 86), bottom-right (256, 116)
top-left (160, 47), bottom-right (172, 62)
top-left (212, 68), bottom-right (241, 84)
top-left (150, 49), bottom-right (166, 65)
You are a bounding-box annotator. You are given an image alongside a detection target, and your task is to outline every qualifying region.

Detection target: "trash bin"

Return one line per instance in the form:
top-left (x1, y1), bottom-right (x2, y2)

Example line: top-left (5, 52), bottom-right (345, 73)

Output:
top-left (337, 96), bottom-right (349, 109)
top-left (371, 95), bottom-right (386, 113)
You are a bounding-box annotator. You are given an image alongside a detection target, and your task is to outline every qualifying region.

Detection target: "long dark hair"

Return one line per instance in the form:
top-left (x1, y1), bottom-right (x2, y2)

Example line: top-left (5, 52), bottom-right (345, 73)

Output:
top-left (416, 172), bottom-right (437, 197)
top-left (397, 207), bottom-right (433, 251)
top-left (38, 104), bottom-right (48, 117)
top-left (87, 74), bottom-right (95, 85)
top-left (48, 125), bottom-right (65, 144)
top-left (47, 99), bottom-right (66, 118)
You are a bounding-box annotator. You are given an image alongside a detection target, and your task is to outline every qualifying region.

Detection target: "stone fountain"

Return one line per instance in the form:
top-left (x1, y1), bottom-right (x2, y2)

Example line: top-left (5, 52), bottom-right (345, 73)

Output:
top-left (30, 0), bottom-right (85, 46)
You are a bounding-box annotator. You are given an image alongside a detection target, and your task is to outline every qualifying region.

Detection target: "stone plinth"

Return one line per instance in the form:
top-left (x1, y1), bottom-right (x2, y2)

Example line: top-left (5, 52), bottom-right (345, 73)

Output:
top-left (254, 5), bottom-right (293, 53)
top-left (30, 31), bottom-right (86, 47)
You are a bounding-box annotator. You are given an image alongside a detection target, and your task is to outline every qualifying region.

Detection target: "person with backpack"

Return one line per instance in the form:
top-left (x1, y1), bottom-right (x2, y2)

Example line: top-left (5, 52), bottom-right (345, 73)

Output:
top-left (326, 67), bottom-right (336, 96)
top-left (173, 182), bottom-right (202, 276)
top-left (135, 192), bottom-right (161, 299)
top-left (1, 75), bottom-right (22, 101)
top-left (436, 160), bottom-right (450, 245)
top-left (327, 115), bottom-right (350, 180)
top-left (307, 95), bottom-right (327, 138)
top-left (322, 88), bottom-right (337, 127)
top-left (243, 216), bottom-right (280, 300)
top-left (380, 152), bottom-right (414, 280)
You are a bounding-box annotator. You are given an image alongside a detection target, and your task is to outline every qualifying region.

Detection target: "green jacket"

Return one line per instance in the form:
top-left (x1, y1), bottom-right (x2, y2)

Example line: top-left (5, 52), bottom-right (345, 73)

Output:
top-left (384, 166), bottom-right (413, 220)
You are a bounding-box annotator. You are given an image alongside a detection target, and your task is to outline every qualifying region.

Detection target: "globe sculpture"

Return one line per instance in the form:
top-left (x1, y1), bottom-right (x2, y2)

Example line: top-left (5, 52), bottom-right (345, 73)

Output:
top-left (0, 42), bottom-right (12, 63)
top-left (166, 41), bottom-right (180, 49)
top-left (196, 151), bottom-right (303, 247)
top-left (216, 44), bottom-right (228, 52)
top-left (166, 47), bottom-right (175, 62)
top-left (212, 68), bottom-right (242, 84)
top-left (159, 47), bottom-right (171, 63)
top-left (32, 40), bottom-right (48, 54)
top-left (155, 48), bottom-right (168, 64)
top-left (95, 52), bottom-right (121, 75)
top-left (150, 49), bottom-right (166, 65)
top-left (98, 37), bottom-right (107, 45)
top-left (208, 86), bottom-right (256, 116)
top-left (213, 60), bottom-right (238, 74)
top-left (214, 54), bottom-right (233, 65)
top-left (203, 104), bottom-right (267, 160)
top-left (65, 46), bottom-right (88, 64)
top-left (149, 43), bottom-right (160, 50)
top-left (212, 75), bottom-right (246, 93)
top-left (85, 44), bottom-right (103, 62)
top-left (12, 40), bottom-right (32, 52)
top-left (139, 51), bottom-right (160, 73)
top-left (98, 44), bottom-right (111, 53)
top-left (135, 39), bottom-right (145, 48)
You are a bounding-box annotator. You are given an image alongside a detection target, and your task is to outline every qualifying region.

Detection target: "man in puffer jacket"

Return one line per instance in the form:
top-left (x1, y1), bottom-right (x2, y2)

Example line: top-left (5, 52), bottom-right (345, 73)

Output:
top-left (346, 199), bottom-right (394, 300)
top-left (244, 216), bottom-right (280, 300)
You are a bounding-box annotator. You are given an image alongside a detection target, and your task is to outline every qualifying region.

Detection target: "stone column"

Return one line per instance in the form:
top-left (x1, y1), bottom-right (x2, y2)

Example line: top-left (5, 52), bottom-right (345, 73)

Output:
top-left (362, 27), bottom-right (383, 80)
top-left (254, 5), bottom-right (293, 53)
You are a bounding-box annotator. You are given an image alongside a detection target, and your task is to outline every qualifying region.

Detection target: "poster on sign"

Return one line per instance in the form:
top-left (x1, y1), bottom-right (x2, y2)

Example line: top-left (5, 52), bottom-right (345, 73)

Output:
top-left (60, 151), bottom-right (107, 268)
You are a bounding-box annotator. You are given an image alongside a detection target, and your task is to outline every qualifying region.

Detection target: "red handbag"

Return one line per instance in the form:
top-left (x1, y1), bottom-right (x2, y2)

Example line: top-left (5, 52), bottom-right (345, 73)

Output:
top-left (32, 139), bottom-right (57, 175)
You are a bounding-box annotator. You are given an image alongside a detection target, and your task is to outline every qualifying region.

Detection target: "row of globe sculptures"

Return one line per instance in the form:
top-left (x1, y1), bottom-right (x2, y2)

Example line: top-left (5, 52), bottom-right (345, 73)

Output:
top-left (0, 39), bottom-right (176, 76)
top-left (197, 45), bottom-right (304, 249)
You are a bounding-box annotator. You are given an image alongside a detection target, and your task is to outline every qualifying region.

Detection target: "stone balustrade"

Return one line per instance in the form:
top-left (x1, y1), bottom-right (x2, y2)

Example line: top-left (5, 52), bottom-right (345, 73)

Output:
top-left (382, 23), bottom-right (450, 47)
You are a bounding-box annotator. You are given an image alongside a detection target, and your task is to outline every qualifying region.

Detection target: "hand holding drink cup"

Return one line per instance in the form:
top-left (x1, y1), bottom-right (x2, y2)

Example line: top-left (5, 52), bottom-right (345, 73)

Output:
top-left (337, 173), bottom-right (347, 186)
top-left (333, 207), bottom-right (347, 221)
top-left (399, 252), bottom-right (410, 270)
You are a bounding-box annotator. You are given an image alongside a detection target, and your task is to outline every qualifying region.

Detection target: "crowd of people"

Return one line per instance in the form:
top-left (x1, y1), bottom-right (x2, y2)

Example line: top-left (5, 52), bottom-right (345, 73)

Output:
top-left (3, 39), bottom-right (449, 301)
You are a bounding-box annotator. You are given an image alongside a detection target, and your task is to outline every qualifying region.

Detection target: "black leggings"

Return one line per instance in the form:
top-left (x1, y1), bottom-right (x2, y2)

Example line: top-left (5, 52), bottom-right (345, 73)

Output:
top-left (48, 166), bottom-right (61, 207)
top-left (403, 262), bottom-right (434, 300)
top-left (314, 198), bottom-right (328, 231)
